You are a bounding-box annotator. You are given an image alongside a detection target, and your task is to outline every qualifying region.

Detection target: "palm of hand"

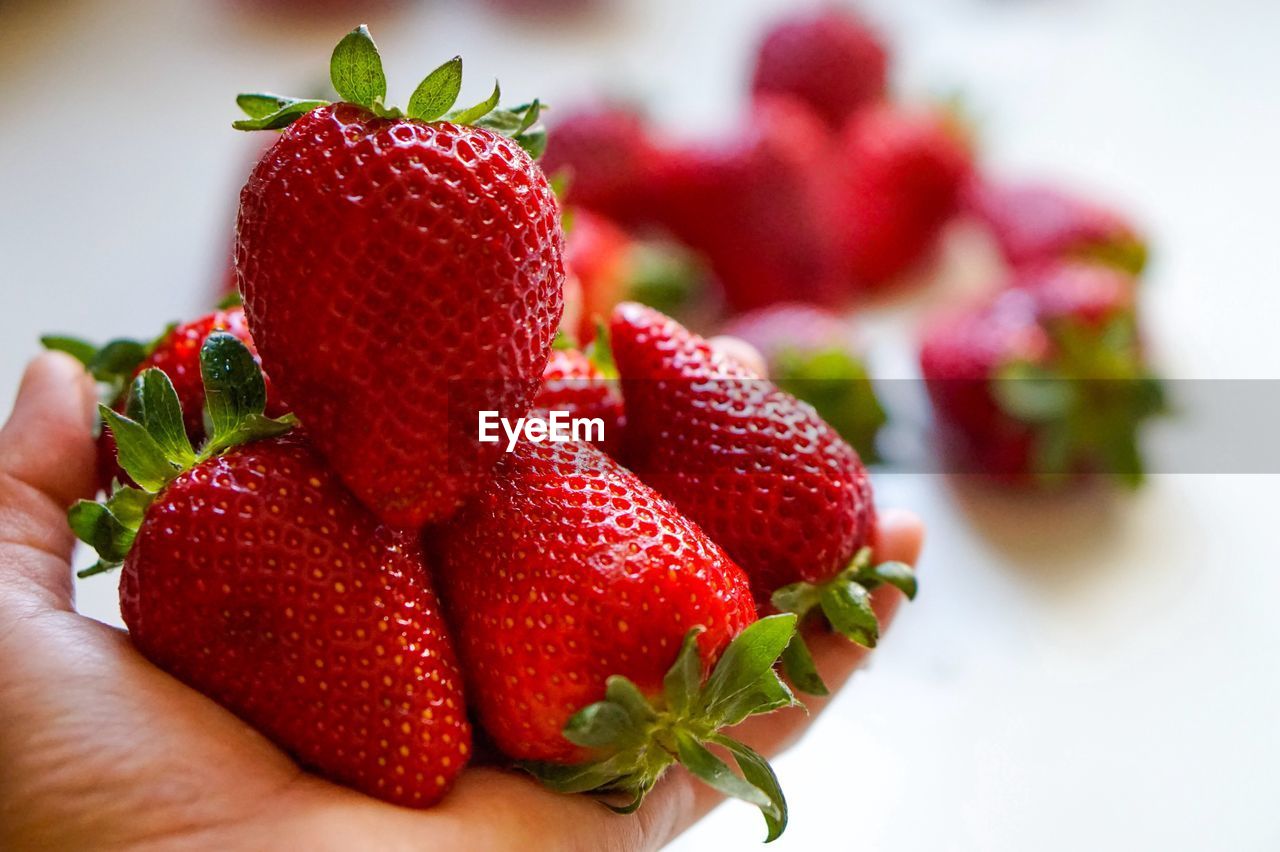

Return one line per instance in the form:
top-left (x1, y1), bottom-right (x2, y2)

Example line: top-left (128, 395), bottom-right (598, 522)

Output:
top-left (0, 354), bottom-right (922, 851)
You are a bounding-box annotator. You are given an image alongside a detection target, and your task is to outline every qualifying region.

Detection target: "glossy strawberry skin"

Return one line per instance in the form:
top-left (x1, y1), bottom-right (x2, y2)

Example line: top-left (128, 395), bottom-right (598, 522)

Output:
top-left (97, 307), bottom-right (281, 493)
top-left (430, 439), bottom-right (757, 764)
top-left (237, 104), bottom-right (564, 529)
top-left (966, 180), bottom-right (1147, 274)
top-left (751, 8), bottom-right (889, 130)
top-left (531, 348), bottom-right (624, 457)
top-left (120, 434), bottom-right (471, 807)
top-left (656, 97), bottom-right (847, 312)
top-left (839, 105), bottom-right (973, 291)
top-left (919, 263), bottom-right (1138, 480)
top-left (610, 303), bottom-right (875, 604)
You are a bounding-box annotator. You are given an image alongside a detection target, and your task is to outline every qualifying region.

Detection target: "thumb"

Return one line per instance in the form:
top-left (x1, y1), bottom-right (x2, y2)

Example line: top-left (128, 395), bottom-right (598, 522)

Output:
top-left (0, 353), bottom-right (98, 609)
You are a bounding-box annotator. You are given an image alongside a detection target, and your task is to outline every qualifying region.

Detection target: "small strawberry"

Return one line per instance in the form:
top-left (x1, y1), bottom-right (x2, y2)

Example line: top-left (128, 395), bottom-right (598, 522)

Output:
top-left (565, 209), bottom-right (707, 342)
top-left (610, 303), bottom-right (915, 694)
top-left (750, 7), bottom-right (889, 130)
top-left (43, 305), bottom-right (283, 493)
top-left (965, 179), bottom-right (1148, 275)
top-left (920, 262), bottom-right (1164, 485)
top-left (656, 97), bottom-right (847, 312)
top-left (69, 333), bottom-right (471, 807)
top-left (722, 302), bottom-right (886, 462)
top-left (541, 103), bottom-right (664, 225)
top-left (235, 27), bottom-right (563, 528)
top-left (531, 337), bottom-right (624, 457)
top-left (838, 103), bottom-right (973, 291)
top-left (430, 437), bottom-right (797, 838)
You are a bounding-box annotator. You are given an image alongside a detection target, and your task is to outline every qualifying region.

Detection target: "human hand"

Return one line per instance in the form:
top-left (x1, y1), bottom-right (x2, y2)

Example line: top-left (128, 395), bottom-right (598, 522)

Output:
top-left (0, 352), bottom-right (923, 850)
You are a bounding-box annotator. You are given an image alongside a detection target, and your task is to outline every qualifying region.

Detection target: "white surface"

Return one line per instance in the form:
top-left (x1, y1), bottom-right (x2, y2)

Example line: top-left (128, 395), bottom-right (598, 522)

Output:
top-left (2, 1), bottom-right (1278, 850)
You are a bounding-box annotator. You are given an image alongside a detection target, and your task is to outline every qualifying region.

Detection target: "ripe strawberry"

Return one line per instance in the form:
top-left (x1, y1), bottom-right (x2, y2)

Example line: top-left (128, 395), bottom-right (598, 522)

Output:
top-left (610, 303), bottom-right (915, 693)
top-left (722, 302), bottom-right (886, 462)
top-left (656, 96), bottom-right (847, 312)
top-left (751, 7), bottom-right (889, 130)
top-left (920, 262), bottom-right (1164, 485)
top-left (532, 340), bottom-right (624, 457)
top-left (541, 103), bottom-right (664, 225)
top-left (430, 437), bottom-right (797, 838)
top-left (69, 333), bottom-right (471, 807)
top-left (43, 305), bottom-right (282, 493)
top-left (965, 179), bottom-right (1148, 275)
top-left (234, 28), bottom-right (563, 528)
top-left (565, 209), bottom-right (707, 342)
top-left (838, 104), bottom-right (973, 291)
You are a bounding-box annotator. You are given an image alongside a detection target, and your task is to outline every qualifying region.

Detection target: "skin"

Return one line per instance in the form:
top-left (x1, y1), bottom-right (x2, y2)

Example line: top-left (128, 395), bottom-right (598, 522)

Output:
top-left (0, 353), bottom-right (924, 851)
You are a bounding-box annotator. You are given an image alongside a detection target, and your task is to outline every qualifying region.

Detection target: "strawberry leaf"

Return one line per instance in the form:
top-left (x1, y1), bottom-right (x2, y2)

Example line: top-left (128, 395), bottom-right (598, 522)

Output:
top-left (407, 56), bottom-right (463, 122)
top-left (136, 370), bottom-right (196, 467)
top-left (662, 628), bottom-right (704, 718)
top-left (101, 406), bottom-right (179, 492)
top-left (819, 580), bottom-right (878, 648)
top-left (199, 333), bottom-right (295, 458)
top-left (448, 80), bottom-right (501, 125)
top-left (709, 735), bottom-right (789, 843)
top-left (779, 634), bottom-right (828, 696)
top-left (40, 335), bottom-right (98, 367)
top-left (330, 24), bottom-right (386, 109)
top-left (700, 614), bottom-right (798, 724)
top-left (233, 98), bottom-right (331, 132)
top-left (673, 730), bottom-right (775, 811)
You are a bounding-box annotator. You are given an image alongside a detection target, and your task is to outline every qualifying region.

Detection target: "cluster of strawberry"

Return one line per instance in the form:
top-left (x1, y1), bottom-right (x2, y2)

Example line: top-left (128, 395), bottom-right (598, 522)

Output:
top-left (544, 7), bottom-right (1164, 485)
top-left (43, 26), bottom-right (917, 840)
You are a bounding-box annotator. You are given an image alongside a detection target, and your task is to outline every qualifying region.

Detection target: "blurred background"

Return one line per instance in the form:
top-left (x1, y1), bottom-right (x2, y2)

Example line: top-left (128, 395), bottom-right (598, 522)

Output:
top-left (2, 0), bottom-right (1279, 849)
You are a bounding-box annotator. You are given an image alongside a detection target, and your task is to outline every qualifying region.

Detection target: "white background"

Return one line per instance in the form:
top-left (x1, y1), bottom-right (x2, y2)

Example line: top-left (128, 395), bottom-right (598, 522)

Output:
top-left (2, 0), bottom-right (1278, 849)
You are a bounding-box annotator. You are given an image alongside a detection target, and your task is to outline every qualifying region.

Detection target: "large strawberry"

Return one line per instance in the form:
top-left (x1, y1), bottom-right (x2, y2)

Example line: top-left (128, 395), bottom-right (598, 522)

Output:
top-left (610, 303), bottom-right (915, 693)
top-left (722, 302), bottom-right (886, 462)
top-left (965, 179), bottom-right (1148, 275)
top-left (838, 103), bottom-right (973, 292)
top-left (430, 438), bottom-right (798, 839)
top-left (43, 305), bottom-right (283, 493)
top-left (234, 27), bottom-right (563, 528)
top-left (656, 96), bottom-right (847, 312)
top-left (750, 7), bottom-right (889, 130)
top-left (70, 333), bottom-right (471, 807)
top-left (920, 262), bottom-right (1164, 485)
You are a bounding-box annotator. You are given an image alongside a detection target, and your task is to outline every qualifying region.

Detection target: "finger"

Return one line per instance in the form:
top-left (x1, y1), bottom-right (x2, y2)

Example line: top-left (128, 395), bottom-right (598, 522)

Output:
top-left (0, 353), bottom-right (98, 608)
top-left (651, 509), bottom-right (926, 845)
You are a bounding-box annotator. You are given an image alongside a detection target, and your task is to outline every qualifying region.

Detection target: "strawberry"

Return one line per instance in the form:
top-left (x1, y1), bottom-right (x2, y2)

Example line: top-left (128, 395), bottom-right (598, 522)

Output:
top-left (541, 103), bottom-right (664, 225)
top-left (656, 97), bottom-right (847, 312)
top-left (838, 103), bottom-right (973, 291)
top-left (750, 7), bottom-right (889, 130)
top-left (722, 302), bottom-right (886, 462)
top-left (234, 28), bottom-right (563, 528)
top-left (532, 339), bottom-right (624, 457)
top-left (430, 437), bottom-right (797, 838)
top-left (565, 209), bottom-right (707, 342)
top-left (920, 262), bottom-right (1164, 485)
top-left (965, 179), bottom-right (1148, 275)
top-left (69, 334), bottom-right (471, 807)
top-left (43, 305), bottom-right (283, 493)
top-left (610, 303), bottom-right (915, 693)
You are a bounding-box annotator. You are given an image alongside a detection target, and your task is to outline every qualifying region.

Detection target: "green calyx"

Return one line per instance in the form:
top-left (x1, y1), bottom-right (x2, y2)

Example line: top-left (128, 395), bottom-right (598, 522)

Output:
top-left (70, 333), bottom-right (296, 578)
top-left (523, 613), bottom-right (799, 842)
top-left (584, 320), bottom-right (617, 380)
top-left (771, 548), bottom-right (918, 696)
top-left (772, 346), bottom-right (887, 464)
top-left (41, 327), bottom-right (174, 406)
top-left (992, 313), bottom-right (1166, 487)
top-left (623, 241), bottom-right (706, 319)
top-left (233, 24), bottom-right (547, 157)
top-left (1070, 234), bottom-right (1149, 277)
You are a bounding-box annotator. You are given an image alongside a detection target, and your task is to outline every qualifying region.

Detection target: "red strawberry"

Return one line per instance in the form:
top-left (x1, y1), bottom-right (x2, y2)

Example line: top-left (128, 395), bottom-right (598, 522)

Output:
top-left (838, 104), bottom-right (973, 291)
top-left (920, 262), bottom-right (1163, 485)
top-left (751, 7), bottom-right (889, 130)
top-left (722, 302), bottom-right (886, 461)
top-left (44, 306), bottom-right (282, 493)
top-left (69, 333), bottom-right (471, 807)
top-left (235, 29), bottom-right (563, 528)
top-left (610, 303), bottom-right (915, 692)
top-left (965, 179), bottom-right (1148, 275)
top-left (531, 343), bottom-right (624, 457)
top-left (430, 437), bottom-right (797, 838)
top-left (656, 97), bottom-right (847, 312)
top-left (565, 209), bottom-right (707, 341)
top-left (541, 103), bottom-right (664, 225)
